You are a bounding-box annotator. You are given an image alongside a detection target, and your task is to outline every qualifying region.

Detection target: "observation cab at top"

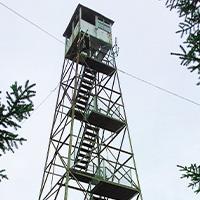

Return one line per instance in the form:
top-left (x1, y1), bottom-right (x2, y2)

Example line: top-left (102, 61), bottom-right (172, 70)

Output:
top-left (63, 4), bottom-right (116, 76)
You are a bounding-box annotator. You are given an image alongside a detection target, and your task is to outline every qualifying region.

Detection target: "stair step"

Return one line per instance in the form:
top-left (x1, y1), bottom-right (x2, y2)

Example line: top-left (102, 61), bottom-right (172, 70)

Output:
top-left (86, 125), bottom-right (99, 132)
top-left (84, 73), bottom-right (95, 80)
top-left (81, 78), bottom-right (93, 86)
top-left (77, 159), bottom-right (89, 165)
top-left (75, 104), bottom-right (85, 111)
top-left (74, 164), bottom-right (87, 170)
top-left (84, 136), bottom-right (96, 142)
top-left (81, 83), bottom-right (93, 90)
top-left (84, 67), bottom-right (95, 74)
top-left (76, 99), bottom-right (87, 106)
top-left (82, 142), bottom-right (94, 149)
top-left (85, 70), bottom-right (95, 76)
top-left (79, 88), bottom-right (89, 95)
top-left (77, 94), bottom-right (89, 101)
top-left (84, 131), bottom-right (97, 138)
top-left (79, 148), bottom-right (91, 154)
top-left (78, 153), bottom-right (90, 159)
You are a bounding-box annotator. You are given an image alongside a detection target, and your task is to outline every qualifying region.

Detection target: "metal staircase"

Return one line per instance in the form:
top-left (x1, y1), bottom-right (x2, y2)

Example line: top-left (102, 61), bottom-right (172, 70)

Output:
top-left (75, 67), bottom-right (95, 113)
top-left (68, 66), bottom-right (96, 120)
top-left (74, 123), bottom-right (99, 171)
top-left (72, 65), bottom-right (99, 171)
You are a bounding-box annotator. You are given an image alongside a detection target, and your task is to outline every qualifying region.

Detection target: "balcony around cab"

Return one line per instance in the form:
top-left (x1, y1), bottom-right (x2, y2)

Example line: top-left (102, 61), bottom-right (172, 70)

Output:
top-left (64, 32), bottom-right (116, 76)
top-left (80, 54), bottom-right (116, 76)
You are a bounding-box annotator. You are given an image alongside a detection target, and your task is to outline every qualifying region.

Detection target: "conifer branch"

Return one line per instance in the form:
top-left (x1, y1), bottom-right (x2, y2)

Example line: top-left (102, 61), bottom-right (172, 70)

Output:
top-left (0, 80), bottom-right (36, 181)
top-left (177, 164), bottom-right (200, 194)
top-left (165, 0), bottom-right (200, 85)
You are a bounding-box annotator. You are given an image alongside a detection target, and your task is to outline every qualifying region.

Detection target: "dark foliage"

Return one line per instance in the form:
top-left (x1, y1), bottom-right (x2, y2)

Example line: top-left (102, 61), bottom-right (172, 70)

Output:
top-left (165, 0), bottom-right (200, 84)
top-left (177, 164), bottom-right (200, 194)
top-left (164, 1), bottom-right (200, 194)
top-left (0, 81), bottom-right (36, 181)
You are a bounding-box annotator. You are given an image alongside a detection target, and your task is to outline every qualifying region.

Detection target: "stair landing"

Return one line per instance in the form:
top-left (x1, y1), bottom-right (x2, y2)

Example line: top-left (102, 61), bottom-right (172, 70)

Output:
top-left (87, 110), bottom-right (125, 133)
top-left (82, 57), bottom-right (116, 76)
top-left (70, 169), bottom-right (95, 184)
top-left (91, 180), bottom-right (139, 200)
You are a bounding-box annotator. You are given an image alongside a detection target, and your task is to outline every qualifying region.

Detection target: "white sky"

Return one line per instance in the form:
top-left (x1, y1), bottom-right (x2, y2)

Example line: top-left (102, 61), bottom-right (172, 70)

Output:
top-left (1, 0), bottom-right (200, 200)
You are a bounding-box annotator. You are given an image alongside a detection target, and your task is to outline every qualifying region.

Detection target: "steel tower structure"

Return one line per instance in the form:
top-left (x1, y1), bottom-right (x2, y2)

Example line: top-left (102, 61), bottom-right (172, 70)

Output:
top-left (38, 4), bottom-right (143, 200)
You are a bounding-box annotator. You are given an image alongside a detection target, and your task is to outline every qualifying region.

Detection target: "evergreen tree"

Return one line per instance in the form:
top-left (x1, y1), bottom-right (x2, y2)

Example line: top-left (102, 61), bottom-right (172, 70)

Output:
top-left (165, 0), bottom-right (200, 84)
top-left (164, 0), bottom-right (200, 194)
top-left (0, 81), bottom-right (36, 181)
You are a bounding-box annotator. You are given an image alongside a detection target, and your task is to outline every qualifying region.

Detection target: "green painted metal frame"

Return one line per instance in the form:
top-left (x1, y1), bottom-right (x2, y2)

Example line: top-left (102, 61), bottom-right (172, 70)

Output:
top-left (38, 5), bottom-right (143, 200)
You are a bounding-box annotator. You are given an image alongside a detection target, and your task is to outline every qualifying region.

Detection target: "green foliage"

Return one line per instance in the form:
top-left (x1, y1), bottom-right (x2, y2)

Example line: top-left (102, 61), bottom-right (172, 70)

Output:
top-left (0, 80), bottom-right (36, 181)
top-left (165, 0), bottom-right (200, 84)
top-left (164, 1), bottom-right (200, 194)
top-left (177, 164), bottom-right (200, 194)
top-left (0, 169), bottom-right (8, 182)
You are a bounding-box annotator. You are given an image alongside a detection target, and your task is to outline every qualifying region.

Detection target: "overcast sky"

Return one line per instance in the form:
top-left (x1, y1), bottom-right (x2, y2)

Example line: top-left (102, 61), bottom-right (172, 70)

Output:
top-left (1, 0), bottom-right (200, 200)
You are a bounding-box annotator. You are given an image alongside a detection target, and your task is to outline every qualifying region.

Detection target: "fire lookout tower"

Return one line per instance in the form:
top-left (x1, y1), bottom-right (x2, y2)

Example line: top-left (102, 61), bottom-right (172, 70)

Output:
top-left (38, 4), bottom-right (143, 200)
